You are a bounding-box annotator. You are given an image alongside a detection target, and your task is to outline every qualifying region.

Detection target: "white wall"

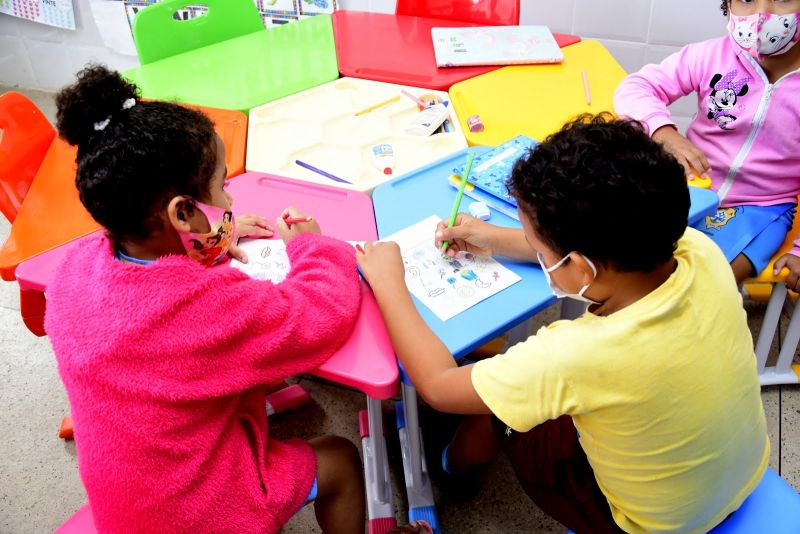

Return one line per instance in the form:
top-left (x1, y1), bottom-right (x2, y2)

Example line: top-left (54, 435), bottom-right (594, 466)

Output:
top-left (0, 0), bottom-right (729, 127)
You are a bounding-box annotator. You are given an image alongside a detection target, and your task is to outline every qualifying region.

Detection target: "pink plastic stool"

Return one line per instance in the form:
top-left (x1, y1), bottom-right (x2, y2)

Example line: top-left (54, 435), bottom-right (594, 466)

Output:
top-left (54, 504), bottom-right (96, 534)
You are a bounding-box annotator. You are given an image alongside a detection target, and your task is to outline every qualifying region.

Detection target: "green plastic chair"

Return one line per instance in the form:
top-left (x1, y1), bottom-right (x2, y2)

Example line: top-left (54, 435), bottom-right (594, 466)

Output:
top-left (124, 11), bottom-right (339, 114)
top-left (132, 0), bottom-right (265, 65)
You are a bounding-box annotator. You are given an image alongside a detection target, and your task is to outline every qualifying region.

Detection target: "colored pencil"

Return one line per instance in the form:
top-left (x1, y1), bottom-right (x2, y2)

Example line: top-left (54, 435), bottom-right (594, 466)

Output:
top-left (581, 69), bottom-right (592, 106)
top-left (400, 89), bottom-right (427, 108)
top-left (283, 216), bottom-right (313, 225)
top-left (441, 151), bottom-right (476, 252)
top-left (295, 159), bottom-right (351, 184)
top-left (354, 95), bottom-right (401, 116)
top-left (355, 243), bottom-right (365, 254)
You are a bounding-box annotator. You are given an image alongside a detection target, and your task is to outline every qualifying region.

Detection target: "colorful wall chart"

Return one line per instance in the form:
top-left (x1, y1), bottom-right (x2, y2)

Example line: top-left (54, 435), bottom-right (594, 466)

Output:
top-left (121, 0), bottom-right (336, 30)
top-left (0, 0), bottom-right (76, 30)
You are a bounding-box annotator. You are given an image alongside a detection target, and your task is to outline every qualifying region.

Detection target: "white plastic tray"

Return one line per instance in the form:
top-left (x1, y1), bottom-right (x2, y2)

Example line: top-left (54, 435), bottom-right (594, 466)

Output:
top-left (246, 77), bottom-right (467, 193)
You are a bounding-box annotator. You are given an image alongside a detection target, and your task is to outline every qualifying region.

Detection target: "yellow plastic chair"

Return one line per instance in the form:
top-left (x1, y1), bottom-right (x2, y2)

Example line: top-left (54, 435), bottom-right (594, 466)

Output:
top-left (747, 202), bottom-right (800, 385)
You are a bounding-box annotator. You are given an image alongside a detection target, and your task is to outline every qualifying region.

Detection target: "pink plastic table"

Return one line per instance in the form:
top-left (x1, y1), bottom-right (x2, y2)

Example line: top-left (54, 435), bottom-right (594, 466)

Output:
top-left (332, 11), bottom-right (581, 91)
top-left (16, 172), bottom-right (401, 533)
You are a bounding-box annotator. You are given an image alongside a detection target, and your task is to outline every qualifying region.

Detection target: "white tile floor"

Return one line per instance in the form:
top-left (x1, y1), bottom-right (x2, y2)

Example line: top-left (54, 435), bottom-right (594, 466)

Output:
top-left (1, 84), bottom-right (798, 533)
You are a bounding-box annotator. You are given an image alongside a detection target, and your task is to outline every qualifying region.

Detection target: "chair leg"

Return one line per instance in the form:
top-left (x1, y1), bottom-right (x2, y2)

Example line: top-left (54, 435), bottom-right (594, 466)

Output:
top-left (771, 296), bottom-right (800, 384)
top-left (755, 283), bottom-right (786, 375)
top-left (757, 283), bottom-right (800, 385)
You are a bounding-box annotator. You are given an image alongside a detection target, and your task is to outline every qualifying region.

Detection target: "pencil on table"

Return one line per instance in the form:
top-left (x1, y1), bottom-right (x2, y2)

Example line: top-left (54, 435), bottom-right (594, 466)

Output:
top-left (354, 95), bottom-right (401, 116)
top-left (581, 69), bottom-right (592, 106)
top-left (294, 159), bottom-right (352, 185)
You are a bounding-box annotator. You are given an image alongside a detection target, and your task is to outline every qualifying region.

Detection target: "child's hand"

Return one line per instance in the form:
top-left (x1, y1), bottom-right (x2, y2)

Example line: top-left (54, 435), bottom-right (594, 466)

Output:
top-left (355, 241), bottom-right (405, 292)
top-left (435, 213), bottom-right (496, 257)
top-left (275, 206), bottom-right (321, 243)
top-left (226, 215), bottom-right (274, 264)
top-left (652, 126), bottom-right (711, 179)
top-left (236, 214), bottom-right (274, 239)
top-left (773, 253), bottom-right (800, 292)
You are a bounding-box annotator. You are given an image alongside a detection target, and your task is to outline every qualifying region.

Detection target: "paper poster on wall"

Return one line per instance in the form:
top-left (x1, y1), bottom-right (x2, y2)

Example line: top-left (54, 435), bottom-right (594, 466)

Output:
top-left (89, 0), bottom-right (336, 57)
top-left (0, 0), bottom-right (76, 30)
top-left (298, 0), bottom-right (335, 16)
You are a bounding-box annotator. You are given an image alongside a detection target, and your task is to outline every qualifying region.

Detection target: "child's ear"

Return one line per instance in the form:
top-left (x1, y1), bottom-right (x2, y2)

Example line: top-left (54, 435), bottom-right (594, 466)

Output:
top-left (570, 252), bottom-right (600, 284)
top-left (167, 196), bottom-right (194, 233)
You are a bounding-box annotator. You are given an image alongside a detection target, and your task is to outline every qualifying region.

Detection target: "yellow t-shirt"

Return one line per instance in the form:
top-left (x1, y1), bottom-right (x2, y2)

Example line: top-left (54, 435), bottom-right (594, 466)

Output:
top-left (471, 228), bottom-right (769, 534)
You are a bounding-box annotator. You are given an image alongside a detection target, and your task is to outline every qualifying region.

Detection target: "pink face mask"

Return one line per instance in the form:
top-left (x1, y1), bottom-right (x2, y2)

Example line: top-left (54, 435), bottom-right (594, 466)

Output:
top-left (728, 12), bottom-right (800, 61)
top-left (177, 197), bottom-right (235, 267)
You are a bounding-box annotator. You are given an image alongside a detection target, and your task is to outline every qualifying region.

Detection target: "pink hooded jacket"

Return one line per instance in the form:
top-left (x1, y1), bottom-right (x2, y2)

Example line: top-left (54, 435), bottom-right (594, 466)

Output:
top-left (45, 233), bottom-right (361, 533)
top-left (614, 35), bottom-right (800, 251)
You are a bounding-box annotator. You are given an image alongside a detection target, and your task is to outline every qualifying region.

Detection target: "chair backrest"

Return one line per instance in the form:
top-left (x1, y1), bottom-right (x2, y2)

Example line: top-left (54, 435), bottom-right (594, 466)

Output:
top-left (395, 0), bottom-right (520, 26)
top-left (132, 0), bottom-right (265, 65)
top-left (0, 92), bottom-right (55, 223)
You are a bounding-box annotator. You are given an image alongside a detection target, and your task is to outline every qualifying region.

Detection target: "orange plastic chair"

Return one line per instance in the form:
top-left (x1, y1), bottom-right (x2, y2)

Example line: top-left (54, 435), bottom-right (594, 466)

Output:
top-left (0, 92), bottom-right (56, 223)
top-left (395, 0), bottom-right (520, 26)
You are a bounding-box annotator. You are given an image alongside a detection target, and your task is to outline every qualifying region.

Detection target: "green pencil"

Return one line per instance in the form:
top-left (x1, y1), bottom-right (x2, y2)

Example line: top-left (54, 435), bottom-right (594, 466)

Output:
top-left (441, 150), bottom-right (476, 252)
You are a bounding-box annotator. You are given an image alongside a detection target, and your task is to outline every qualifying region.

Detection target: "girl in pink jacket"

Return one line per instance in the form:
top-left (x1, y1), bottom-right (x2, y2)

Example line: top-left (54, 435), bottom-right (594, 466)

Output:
top-left (45, 66), bottom-right (366, 533)
top-left (615, 0), bottom-right (800, 288)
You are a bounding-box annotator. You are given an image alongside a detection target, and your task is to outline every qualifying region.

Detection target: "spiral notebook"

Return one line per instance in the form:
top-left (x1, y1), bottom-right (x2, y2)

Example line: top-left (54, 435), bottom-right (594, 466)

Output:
top-left (452, 135), bottom-right (539, 208)
top-left (432, 25), bottom-right (564, 67)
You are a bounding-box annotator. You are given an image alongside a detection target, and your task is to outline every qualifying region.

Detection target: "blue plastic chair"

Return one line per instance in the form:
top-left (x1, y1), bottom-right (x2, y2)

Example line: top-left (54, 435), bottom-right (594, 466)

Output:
top-left (566, 468), bottom-right (800, 534)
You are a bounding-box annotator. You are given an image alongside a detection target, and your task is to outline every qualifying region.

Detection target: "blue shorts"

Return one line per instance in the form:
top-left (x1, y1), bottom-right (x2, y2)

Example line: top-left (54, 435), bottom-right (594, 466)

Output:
top-left (295, 476), bottom-right (318, 514)
top-left (691, 203), bottom-right (795, 275)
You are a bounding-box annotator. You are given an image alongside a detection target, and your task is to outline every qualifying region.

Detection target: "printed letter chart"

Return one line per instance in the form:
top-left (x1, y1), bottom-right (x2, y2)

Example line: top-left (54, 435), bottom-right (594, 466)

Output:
top-left (385, 215), bottom-right (521, 321)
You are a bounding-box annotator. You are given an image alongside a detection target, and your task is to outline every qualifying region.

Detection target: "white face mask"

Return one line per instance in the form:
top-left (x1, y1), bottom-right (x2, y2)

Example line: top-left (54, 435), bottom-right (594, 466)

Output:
top-left (728, 12), bottom-right (800, 61)
top-left (537, 251), bottom-right (600, 305)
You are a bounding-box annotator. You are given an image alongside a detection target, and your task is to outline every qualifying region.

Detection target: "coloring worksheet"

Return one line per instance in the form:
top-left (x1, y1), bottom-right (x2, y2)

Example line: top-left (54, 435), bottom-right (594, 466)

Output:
top-left (230, 238), bottom-right (361, 283)
top-left (386, 215), bottom-right (521, 321)
top-left (229, 239), bottom-right (293, 283)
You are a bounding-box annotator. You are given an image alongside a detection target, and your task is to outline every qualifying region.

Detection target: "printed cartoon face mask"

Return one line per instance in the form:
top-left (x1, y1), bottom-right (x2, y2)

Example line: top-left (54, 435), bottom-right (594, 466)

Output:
top-left (177, 197), bottom-right (235, 267)
top-left (728, 12), bottom-right (800, 61)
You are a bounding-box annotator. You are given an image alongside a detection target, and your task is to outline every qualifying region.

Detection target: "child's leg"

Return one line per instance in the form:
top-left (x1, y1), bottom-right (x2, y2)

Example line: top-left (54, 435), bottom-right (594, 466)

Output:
top-left (309, 435), bottom-right (366, 534)
top-left (444, 414), bottom-right (499, 472)
top-left (496, 415), bottom-right (624, 534)
top-left (732, 254), bottom-right (756, 284)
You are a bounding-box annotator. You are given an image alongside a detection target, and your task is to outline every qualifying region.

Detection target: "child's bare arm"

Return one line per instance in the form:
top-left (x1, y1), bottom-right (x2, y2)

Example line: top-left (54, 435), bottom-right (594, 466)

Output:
top-left (435, 213), bottom-right (535, 261)
top-left (356, 241), bottom-right (492, 415)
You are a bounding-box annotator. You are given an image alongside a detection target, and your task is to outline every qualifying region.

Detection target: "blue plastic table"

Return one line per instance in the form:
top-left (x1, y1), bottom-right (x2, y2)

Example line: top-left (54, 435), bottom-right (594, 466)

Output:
top-left (372, 147), bottom-right (720, 532)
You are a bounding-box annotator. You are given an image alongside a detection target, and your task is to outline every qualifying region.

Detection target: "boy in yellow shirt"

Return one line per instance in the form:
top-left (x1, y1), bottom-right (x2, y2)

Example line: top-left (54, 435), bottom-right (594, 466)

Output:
top-left (356, 115), bottom-right (769, 533)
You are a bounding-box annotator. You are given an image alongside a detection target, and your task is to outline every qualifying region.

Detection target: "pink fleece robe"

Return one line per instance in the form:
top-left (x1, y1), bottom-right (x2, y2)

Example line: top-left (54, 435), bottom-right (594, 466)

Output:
top-left (44, 232), bottom-right (361, 533)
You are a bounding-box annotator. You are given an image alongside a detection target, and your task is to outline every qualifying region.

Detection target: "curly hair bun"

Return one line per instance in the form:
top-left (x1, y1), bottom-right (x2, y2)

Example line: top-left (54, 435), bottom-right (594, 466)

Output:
top-left (55, 64), bottom-right (140, 147)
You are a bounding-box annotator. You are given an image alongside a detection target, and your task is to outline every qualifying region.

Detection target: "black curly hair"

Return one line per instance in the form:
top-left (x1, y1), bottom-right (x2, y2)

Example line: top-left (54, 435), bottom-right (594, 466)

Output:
top-left (55, 64), bottom-right (217, 241)
top-left (721, 0), bottom-right (729, 16)
top-left (508, 114), bottom-right (689, 273)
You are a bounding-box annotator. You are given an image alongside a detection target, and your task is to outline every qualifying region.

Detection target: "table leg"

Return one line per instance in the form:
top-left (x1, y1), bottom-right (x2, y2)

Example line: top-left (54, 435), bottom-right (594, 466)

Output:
top-left (504, 319), bottom-right (533, 347)
top-left (397, 384), bottom-right (440, 533)
top-left (360, 397), bottom-right (397, 534)
top-left (560, 299), bottom-right (587, 320)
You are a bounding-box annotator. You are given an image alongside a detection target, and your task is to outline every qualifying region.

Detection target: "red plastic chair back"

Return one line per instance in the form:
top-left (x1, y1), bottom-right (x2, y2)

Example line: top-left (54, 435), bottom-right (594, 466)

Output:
top-left (0, 92), bottom-right (56, 223)
top-left (395, 0), bottom-right (520, 25)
